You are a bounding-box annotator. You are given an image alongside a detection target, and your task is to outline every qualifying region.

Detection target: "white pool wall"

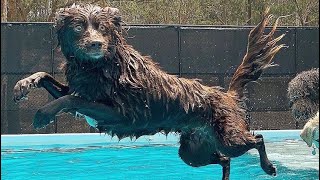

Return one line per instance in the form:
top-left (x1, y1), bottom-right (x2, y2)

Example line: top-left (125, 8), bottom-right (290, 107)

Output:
top-left (1, 130), bottom-right (302, 147)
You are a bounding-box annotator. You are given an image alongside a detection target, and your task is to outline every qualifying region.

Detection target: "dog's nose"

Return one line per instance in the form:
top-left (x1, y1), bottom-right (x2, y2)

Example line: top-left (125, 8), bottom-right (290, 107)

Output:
top-left (89, 41), bottom-right (102, 49)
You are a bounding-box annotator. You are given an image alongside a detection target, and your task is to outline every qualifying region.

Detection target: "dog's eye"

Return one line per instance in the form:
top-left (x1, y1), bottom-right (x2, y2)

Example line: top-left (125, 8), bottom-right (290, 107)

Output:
top-left (74, 25), bottom-right (83, 33)
top-left (98, 24), bottom-right (107, 31)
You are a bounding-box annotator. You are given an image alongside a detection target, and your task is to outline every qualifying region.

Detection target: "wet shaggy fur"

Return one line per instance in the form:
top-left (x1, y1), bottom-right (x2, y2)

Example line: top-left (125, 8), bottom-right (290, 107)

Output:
top-left (13, 4), bottom-right (286, 179)
top-left (288, 68), bottom-right (319, 121)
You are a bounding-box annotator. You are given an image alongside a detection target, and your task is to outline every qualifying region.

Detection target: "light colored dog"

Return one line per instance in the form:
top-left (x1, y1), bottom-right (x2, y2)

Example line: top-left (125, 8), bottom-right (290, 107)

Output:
top-left (300, 111), bottom-right (319, 149)
top-left (288, 68), bottom-right (319, 150)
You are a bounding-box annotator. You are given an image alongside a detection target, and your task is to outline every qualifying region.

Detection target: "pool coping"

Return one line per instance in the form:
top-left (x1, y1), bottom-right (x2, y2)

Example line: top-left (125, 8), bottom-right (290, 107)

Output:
top-left (1, 129), bottom-right (302, 137)
top-left (1, 130), bottom-right (302, 147)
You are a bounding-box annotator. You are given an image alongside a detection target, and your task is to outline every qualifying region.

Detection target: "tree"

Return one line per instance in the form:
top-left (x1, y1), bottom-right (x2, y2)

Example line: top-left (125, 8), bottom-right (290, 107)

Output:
top-left (1, 0), bottom-right (318, 26)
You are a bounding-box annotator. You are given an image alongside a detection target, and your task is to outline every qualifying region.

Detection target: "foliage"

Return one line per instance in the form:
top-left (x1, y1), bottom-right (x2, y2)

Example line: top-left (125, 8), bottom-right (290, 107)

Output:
top-left (1, 0), bottom-right (319, 26)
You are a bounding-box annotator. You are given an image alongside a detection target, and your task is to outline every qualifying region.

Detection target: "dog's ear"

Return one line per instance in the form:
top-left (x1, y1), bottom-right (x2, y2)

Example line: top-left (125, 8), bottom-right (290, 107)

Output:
top-left (103, 7), bottom-right (122, 30)
top-left (53, 4), bottom-right (81, 46)
top-left (53, 3), bottom-right (83, 31)
top-left (54, 7), bottom-right (71, 31)
top-left (53, 7), bottom-right (70, 46)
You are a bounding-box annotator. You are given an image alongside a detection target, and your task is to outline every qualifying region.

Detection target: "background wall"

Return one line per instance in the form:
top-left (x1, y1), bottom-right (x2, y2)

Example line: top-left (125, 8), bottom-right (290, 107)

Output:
top-left (1, 23), bottom-right (319, 134)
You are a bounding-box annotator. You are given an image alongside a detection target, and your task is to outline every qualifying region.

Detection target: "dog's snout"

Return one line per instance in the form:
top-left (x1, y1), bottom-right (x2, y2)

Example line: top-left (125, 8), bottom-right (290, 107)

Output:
top-left (89, 41), bottom-right (102, 49)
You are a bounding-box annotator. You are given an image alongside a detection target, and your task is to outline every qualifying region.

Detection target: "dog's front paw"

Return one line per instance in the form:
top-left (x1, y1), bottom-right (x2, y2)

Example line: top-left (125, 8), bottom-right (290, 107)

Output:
top-left (13, 72), bottom-right (46, 102)
top-left (33, 110), bottom-right (55, 129)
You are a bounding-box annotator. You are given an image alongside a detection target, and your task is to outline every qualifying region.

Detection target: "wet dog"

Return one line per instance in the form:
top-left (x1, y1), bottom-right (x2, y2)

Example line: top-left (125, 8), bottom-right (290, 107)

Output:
top-left (300, 111), bottom-right (319, 149)
top-left (288, 68), bottom-right (319, 121)
top-left (288, 68), bottom-right (319, 149)
top-left (13, 4), bottom-right (285, 179)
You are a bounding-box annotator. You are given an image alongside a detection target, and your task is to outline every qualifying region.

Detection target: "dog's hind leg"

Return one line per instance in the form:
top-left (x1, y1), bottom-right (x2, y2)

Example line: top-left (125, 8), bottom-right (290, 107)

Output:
top-left (211, 153), bottom-right (231, 180)
top-left (13, 72), bottom-right (69, 102)
top-left (254, 134), bottom-right (276, 176)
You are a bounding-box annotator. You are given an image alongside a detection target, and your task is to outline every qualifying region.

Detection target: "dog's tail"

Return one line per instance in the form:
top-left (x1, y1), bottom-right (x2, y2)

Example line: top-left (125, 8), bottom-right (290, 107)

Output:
top-left (228, 8), bottom-right (286, 98)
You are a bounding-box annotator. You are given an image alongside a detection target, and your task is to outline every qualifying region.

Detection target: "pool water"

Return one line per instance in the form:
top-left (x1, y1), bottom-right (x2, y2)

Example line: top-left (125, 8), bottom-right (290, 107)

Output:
top-left (1, 130), bottom-right (319, 180)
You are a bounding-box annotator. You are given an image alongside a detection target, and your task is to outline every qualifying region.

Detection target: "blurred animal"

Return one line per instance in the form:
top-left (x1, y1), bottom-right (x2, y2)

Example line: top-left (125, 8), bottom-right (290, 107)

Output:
top-left (288, 68), bottom-right (319, 149)
top-left (287, 68), bottom-right (319, 121)
top-left (13, 4), bottom-right (285, 179)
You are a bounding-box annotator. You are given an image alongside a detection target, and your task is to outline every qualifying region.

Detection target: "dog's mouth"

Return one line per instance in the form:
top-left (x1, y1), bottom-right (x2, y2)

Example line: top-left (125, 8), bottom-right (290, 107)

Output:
top-left (86, 50), bottom-right (105, 59)
top-left (76, 46), bottom-right (106, 61)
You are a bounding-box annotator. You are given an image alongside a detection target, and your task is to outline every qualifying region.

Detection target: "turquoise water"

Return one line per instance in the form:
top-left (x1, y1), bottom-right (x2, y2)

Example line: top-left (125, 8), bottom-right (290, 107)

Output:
top-left (1, 130), bottom-right (319, 180)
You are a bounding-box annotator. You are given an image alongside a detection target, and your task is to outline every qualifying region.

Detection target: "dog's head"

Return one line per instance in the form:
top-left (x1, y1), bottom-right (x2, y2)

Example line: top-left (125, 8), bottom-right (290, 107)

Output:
top-left (289, 98), bottom-right (318, 121)
top-left (55, 4), bottom-right (122, 63)
top-left (288, 68), bottom-right (319, 121)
